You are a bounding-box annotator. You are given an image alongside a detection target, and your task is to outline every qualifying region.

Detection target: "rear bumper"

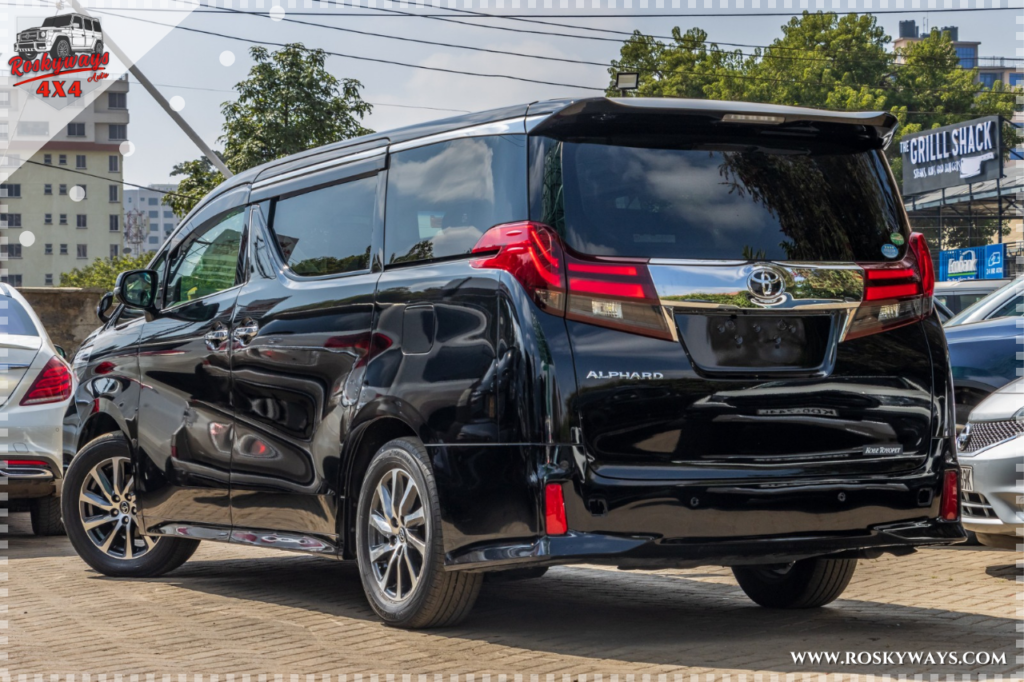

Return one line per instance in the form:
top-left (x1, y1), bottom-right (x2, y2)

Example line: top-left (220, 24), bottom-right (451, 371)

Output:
top-left (447, 518), bottom-right (964, 570)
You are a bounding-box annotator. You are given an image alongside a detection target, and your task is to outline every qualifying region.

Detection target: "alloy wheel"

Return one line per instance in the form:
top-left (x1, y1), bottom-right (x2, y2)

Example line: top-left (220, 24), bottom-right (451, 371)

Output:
top-left (56, 41), bottom-right (70, 58)
top-left (78, 456), bottom-right (156, 560)
top-left (366, 465), bottom-right (427, 602)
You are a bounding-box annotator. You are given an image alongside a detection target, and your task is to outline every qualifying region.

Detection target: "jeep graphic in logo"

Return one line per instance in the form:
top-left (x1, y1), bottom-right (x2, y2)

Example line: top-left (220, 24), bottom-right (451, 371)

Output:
top-left (747, 266), bottom-right (786, 304)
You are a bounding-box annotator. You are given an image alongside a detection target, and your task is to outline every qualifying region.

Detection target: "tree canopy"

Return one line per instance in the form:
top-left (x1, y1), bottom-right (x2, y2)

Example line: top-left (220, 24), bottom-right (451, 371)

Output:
top-left (60, 253), bottom-right (154, 290)
top-left (164, 43), bottom-right (373, 217)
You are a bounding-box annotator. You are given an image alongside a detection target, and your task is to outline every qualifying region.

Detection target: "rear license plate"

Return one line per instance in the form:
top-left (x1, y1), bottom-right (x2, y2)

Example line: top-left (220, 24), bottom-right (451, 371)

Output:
top-left (675, 313), bottom-right (834, 372)
top-left (960, 465), bottom-right (974, 492)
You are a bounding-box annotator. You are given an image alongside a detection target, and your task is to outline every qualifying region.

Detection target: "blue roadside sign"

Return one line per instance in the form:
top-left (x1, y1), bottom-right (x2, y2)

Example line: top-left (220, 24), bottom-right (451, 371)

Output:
top-left (938, 244), bottom-right (1006, 281)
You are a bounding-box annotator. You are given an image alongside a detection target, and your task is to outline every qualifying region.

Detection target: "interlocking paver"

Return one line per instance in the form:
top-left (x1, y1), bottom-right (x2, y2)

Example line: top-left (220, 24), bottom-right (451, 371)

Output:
top-left (4, 512), bottom-right (1019, 677)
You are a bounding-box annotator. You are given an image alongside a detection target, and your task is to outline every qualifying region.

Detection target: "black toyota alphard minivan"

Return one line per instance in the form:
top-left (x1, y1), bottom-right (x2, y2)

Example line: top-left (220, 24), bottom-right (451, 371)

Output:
top-left (63, 98), bottom-right (964, 628)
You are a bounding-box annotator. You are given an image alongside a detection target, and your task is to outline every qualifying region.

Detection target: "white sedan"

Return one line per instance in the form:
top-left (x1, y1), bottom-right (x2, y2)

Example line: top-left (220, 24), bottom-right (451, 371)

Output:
top-left (1, 283), bottom-right (74, 535)
top-left (957, 377), bottom-right (1024, 550)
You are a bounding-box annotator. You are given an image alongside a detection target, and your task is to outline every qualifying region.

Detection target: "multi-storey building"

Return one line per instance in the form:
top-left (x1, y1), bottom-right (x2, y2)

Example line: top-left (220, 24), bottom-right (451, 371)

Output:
top-left (123, 184), bottom-right (180, 255)
top-left (0, 76), bottom-right (129, 287)
top-left (894, 21), bottom-right (1024, 90)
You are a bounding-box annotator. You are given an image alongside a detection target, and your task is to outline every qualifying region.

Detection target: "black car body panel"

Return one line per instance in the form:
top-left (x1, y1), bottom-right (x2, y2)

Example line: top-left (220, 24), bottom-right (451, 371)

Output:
top-left (68, 97), bottom-right (963, 572)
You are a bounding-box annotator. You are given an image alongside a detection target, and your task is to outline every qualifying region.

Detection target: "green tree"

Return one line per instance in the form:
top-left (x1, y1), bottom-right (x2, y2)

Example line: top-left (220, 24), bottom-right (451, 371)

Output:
top-left (165, 43), bottom-right (373, 217)
top-left (59, 253), bottom-right (154, 290)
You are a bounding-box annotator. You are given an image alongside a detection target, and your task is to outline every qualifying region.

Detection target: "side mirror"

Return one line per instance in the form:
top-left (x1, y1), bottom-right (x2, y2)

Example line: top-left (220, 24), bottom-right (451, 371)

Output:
top-left (54, 345), bottom-right (67, 360)
top-left (96, 291), bottom-right (114, 324)
top-left (114, 269), bottom-right (159, 311)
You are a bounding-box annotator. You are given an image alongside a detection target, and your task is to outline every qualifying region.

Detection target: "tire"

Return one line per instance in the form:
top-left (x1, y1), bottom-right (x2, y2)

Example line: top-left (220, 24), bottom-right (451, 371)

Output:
top-left (62, 433), bottom-right (200, 578)
top-left (732, 557), bottom-right (857, 609)
top-left (355, 437), bottom-right (482, 628)
top-left (30, 496), bottom-right (65, 536)
top-left (93, 41), bottom-right (103, 55)
top-left (50, 38), bottom-right (71, 60)
top-left (18, 51), bottom-right (37, 61)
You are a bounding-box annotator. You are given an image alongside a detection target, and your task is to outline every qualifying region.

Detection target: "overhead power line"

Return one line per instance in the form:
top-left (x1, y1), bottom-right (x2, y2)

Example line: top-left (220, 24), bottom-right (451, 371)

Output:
top-left (19, 159), bottom-right (185, 196)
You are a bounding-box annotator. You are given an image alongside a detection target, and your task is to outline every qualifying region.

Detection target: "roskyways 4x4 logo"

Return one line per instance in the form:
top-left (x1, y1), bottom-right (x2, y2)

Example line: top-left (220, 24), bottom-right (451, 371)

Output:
top-left (9, 12), bottom-right (110, 110)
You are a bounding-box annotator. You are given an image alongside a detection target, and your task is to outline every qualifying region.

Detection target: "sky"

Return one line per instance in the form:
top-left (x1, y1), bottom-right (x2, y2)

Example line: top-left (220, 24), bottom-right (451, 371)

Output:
top-left (11, 1), bottom-right (1024, 187)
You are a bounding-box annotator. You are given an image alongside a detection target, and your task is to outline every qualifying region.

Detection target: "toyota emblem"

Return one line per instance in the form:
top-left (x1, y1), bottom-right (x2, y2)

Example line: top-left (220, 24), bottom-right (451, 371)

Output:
top-left (747, 267), bottom-right (785, 303)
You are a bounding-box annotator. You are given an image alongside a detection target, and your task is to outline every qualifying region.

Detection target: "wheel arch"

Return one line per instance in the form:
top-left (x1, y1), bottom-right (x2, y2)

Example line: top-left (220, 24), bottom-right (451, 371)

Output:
top-left (77, 410), bottom-right (128, 454)
top-left (340, 415), bottom-right (418, 558)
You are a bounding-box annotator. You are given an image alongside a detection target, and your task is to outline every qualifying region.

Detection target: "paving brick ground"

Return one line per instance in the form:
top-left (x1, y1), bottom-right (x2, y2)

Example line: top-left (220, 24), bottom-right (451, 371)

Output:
top-left (5, 511), bottom-right (1020, 678)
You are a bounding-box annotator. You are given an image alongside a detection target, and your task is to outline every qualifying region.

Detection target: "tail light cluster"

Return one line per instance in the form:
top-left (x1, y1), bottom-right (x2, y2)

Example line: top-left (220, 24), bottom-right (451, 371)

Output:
top-left (471, 221), bottom-right (673, 340)
top-left (845, 232), bottom-right (936, 341)
top-left (20, 356), bottom-right (73, 406)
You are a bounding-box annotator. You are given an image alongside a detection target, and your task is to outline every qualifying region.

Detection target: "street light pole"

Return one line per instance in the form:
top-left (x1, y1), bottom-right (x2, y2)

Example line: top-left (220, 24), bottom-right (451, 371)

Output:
top-left (70, 0), bottom-right (233, 178)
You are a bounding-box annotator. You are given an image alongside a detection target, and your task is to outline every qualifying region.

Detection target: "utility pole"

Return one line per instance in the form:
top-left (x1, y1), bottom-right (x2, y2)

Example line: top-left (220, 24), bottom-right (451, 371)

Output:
top-left (71, 0), bottom-right (233, 178)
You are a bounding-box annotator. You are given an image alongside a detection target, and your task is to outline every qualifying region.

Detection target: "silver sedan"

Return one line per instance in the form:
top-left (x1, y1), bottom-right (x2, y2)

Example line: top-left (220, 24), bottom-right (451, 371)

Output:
top-left (957, 377), bottom-right (1024, 550)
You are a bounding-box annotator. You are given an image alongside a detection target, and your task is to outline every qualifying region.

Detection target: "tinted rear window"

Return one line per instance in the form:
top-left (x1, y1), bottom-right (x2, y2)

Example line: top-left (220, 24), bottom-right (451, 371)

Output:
top-left (530, 137), bottom-right (907, 263)
top-left (0, 297), bottom-right (37, 336)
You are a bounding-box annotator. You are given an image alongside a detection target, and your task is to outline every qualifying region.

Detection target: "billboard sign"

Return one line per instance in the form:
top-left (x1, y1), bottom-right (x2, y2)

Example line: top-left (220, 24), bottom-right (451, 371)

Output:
top-left (899, 115), bottom-right (1002, 195)
top-left (938, 243), bottom-right (1006, 281)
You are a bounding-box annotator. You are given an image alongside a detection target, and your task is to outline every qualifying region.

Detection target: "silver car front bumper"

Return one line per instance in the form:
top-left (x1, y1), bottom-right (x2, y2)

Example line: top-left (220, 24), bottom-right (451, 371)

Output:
top-left (960, 436), bottom-right (1023, 550)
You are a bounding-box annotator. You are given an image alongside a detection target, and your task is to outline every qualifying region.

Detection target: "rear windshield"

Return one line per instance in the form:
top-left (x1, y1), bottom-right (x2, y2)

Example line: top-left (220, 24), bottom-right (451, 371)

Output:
top-left (529, 137), bottom-right (907, 263)
top-left (0, 297), bottom-right (37, 336)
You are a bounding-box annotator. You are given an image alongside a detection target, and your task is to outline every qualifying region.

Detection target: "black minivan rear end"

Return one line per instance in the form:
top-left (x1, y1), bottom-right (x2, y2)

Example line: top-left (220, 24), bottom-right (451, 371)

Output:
top-left (456, 99), bottom-right (963, 586)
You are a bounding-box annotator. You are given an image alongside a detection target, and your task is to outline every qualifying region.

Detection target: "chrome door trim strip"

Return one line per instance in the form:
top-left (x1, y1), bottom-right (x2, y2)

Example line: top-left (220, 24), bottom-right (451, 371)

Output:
top-left (251, 147), bottom-right (386, 191)
top-left (388, 117), bottom-right (527, 153)
top-left (148, 522), bottom-right (339, 554)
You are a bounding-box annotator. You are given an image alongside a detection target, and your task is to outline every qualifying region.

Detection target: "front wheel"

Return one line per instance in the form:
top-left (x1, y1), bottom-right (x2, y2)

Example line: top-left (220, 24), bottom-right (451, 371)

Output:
top-left (355, 438), bottom-right (482, 628)
top-left (18, 51), bottom-right (37, 61)
top-left (62, 433), bottom-right (199, 578)
top-left (732, 557), bottom-right (856, 609)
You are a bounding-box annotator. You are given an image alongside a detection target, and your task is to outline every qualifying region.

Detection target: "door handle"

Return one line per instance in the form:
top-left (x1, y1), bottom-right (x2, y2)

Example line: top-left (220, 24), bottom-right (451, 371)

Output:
top-left (233, 320), bottom-right (260, 346)
top-left (204, 327), bottom-right (230, 351)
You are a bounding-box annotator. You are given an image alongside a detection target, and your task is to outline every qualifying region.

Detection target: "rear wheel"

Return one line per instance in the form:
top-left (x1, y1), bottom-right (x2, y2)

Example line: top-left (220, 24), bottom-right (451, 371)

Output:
top-left (355, 438), bottom-right (482, 628)
top-left (50, 38), bottom-right (71, 60)
top-left (732, 557), bottom-right (856, 609)
top-left (29, 496), bottom-right (65, 536)
top-left (93, 40), bottom-right (103, 55)
top-left (62, 433), bottom-right (199, 578)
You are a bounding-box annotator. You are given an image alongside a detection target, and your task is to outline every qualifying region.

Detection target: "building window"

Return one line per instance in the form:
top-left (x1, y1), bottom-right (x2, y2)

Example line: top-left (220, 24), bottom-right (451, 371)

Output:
top-left (164, 224), bottom-right (175, 233)
top-left (108, 124), bottom-right (127, 141)
top-left (0, 124), bottom-right (7, 141)
top-left (955, 46), bottom-right (977, 69)
top-left (76, 154), bottom-right (86, 169)
top-left (108, 92), bottom-right (127, 109)
top-left (44, 274), bottom-right (53, 286)
top-left (76, 214), bottom-right (87, 229)
top-left (0, 91), bottom-right (9, 106)
top-left (44, 244), bottom-right (52, 255)
top-left (59, 244), bottom-right (68, 255)
top-left (109, 215), bottom-right (119, 232)
top-left (59, 184), bottom-right (67, 195)
top-left (17, 121), bottom-right (49, 136)
top-left (1010, 73), bottom-right (1023, 88)
top-left (148, 210), bottom-right (159, 219)
top-left (0, 183), bottom-right (21, 198)
top-left (148, 197), bottom-right (158, 206)
top-left (2, 243), bottom-right (23, 258)
top-left (59, 154), bottom-right (67, 166)
top-left (0, 154), bottom-right (20, 167)
top-left (110, 244), bottom-right (119, 258)
top-left (59, 214), bottom-right (67, 225)
top-left (978, 73), bottom-right (999, 89)
top-left (77, 244), bottom-right (88, 259)
top-left (1, 213), bottom-right (22, 228)
top-left (150, 224), bottom-right (159, 232)
top-left (163, 211), bottom-right (174, 218)
top-left (109, 185), bottom-right (119, 202)
top-left (43, 154), bottom-right (52, 165)
top-left (67, 122), bottom-right (86, 137)
top-left (149, 236), bottom-right (159, 244)
top-left (108, 155), bottom-right (119, 172)
top-left (1, 275), bottom-right (24, 287)
top-left (44, 184), bottom-right (52, 195)
top-left (75, 185), bottom-right (87, 199)
top-left (44, 214), bottom-right (52, 225)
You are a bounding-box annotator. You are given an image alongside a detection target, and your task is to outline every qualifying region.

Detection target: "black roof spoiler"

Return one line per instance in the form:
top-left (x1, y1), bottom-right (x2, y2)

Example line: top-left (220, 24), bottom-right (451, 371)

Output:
top-left (528, 97), bottom-right (899, 149)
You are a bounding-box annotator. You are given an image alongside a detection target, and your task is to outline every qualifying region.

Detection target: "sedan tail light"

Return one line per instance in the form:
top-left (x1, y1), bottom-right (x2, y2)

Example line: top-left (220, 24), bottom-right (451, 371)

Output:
top-left (472, 222), bottom-right (673, 340)
top-left (20, 356), bottom-right (73, 406)
top-left (940, 469), bottom-right (959, 521)
top-left (845, 232), bottom-right (935, 341)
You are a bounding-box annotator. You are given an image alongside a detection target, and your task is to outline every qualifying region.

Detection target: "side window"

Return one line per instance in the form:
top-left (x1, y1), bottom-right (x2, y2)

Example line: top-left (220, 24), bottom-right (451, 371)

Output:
top-left (73, 16), bottom-right (83, 28)
top-left (384, 135), bottom-right (527, 265)
top-left (270, 175), bottom-right (376, 277)
top-left (164, 209), bottom-right (246, 307)
top-left (990, 294), bottom-right (1023, 320)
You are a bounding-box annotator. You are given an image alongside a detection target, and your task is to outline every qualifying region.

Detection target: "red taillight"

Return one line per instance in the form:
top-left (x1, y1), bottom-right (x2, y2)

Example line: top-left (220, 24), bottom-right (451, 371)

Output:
top-left (845, 232), bottom-right (935, 341)
top-left (19, 356), bottom-right (72, 406)
top-left (544, 482), bottom-right (568, 535)
top-left (940, 469), bottom-right (959, 521)
top-left (471, 222), bottom-right (673, 340)
top-left (2, 459), bottom-right (50, 467)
